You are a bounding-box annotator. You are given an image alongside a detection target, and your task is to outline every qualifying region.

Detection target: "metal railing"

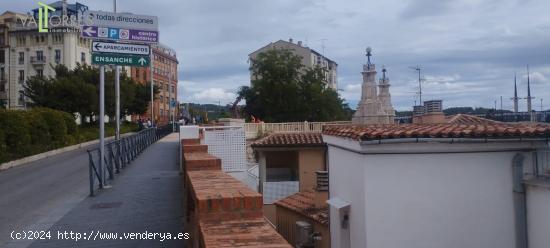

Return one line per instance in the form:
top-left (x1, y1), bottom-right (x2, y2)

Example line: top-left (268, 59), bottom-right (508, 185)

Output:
top-left (244, 121), bottom-right (351, 139)
top-left (87, 126), bottom-right (172, 196)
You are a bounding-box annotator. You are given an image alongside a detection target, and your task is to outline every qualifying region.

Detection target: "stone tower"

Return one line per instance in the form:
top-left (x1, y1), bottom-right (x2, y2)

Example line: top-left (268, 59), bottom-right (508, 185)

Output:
top-left (352, 47), bottom-right (395, 124)
top-left (377, 67), bottom-right (396, 123)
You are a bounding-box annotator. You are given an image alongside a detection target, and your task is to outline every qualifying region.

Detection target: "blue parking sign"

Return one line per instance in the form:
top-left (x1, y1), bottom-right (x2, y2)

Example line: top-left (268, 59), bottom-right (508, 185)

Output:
top-left (108, 28), bottom-right (120, 39)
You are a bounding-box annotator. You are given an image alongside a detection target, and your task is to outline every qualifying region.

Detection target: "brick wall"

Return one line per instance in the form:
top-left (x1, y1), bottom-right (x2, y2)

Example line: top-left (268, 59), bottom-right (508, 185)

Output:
top-left (181, 138), bottom-right (292, 248)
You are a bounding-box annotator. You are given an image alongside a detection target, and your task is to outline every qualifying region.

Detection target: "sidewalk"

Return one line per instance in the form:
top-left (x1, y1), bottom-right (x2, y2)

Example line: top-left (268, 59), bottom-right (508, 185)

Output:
top-left (24, 133), bottom-right (184, 248)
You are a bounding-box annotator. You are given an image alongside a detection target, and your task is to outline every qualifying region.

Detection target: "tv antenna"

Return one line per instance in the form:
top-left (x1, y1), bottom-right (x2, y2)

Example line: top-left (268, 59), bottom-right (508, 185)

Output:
top-left (409, 65), bottom-right (423, 104)
top-left (318, 39), bottom-right (327, 56)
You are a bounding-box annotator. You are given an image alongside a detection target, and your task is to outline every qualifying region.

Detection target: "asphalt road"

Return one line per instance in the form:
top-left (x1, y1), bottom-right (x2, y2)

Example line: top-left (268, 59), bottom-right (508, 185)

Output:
top-left (0, 144), bottom-right (96, 248)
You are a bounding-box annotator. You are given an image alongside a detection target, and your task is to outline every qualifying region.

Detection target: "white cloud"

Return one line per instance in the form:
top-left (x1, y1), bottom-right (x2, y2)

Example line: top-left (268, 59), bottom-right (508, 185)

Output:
top-left (191, 88), bottom-right (236, 105)
top-left (4, 0), bottom-right (550, 110)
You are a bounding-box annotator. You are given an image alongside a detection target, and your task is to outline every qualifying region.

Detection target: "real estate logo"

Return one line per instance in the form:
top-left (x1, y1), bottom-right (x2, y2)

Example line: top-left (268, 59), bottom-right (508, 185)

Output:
top-left (37, 2), bottom-right (55, 33)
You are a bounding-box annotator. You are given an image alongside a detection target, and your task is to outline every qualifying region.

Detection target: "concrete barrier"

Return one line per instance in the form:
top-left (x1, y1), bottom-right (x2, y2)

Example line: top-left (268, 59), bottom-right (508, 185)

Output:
top-left (0, 133), bottom-right (134, 172)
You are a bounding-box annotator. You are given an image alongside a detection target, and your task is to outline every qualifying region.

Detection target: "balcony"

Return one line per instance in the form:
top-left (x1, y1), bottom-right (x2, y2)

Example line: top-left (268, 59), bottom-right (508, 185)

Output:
top-left (30, 56), bottom-right (46, 65)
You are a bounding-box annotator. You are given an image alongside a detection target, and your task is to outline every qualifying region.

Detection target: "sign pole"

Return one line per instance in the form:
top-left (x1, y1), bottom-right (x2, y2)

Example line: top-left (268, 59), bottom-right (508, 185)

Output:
top-left (99, 65), bottom-right (105, 188)
top-left (114, 0), bottom-right (120, 141)
top-left (115, 66), bottom-right (120, 140)
top-left (150, 56), bottom-right (154, 127)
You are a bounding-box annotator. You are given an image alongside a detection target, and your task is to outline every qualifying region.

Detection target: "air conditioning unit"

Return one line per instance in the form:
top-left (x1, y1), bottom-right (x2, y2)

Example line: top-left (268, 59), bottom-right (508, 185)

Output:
top-left (295, 221), bottom-right (314, 248)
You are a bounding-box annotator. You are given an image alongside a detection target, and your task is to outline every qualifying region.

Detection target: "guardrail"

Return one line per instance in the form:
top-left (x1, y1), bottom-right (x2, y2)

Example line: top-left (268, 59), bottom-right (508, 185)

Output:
top-left (244, 121), bottom-right (351, 139)
top-left (87, 126), bottom-right (172, 196)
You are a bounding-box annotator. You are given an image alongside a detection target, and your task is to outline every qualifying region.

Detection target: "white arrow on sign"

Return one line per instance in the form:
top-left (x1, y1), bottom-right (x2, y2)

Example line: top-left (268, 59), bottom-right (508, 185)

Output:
top-left (83, 26), bottom-right (96, 36)
top-left (138, 57), bottom-right (147, 66)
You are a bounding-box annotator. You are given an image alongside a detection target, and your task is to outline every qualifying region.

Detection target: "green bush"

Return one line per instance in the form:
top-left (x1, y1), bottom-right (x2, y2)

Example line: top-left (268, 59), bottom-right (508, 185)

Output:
top-left (0, 110), bottom-right (32, 160)
top-left (0, 128), bottom-right (6, 162)
top-left (0, 108), bottom-right (140, 164)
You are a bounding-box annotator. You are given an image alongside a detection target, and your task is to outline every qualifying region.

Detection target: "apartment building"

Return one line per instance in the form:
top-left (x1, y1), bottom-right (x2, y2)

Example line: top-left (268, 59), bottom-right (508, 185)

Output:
top-left (0, 4), bottom-right (91, 109)
top-left (249, 39), bottom-right (338, 90)
top-left (131, 43), bottom-right (179, 125)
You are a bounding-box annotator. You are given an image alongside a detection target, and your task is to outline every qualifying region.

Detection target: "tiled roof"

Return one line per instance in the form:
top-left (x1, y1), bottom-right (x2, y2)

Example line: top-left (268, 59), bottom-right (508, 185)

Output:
top-left (252, 133), bottom-right (325, 147)
top-left (200, 218), bottom-right (291, 248)
top-left (447, 114), bottom-right (502, 125)
top-left (274, 191), bottom-right (329, 225)
top-left (322, 123), bottom-right (550, 141)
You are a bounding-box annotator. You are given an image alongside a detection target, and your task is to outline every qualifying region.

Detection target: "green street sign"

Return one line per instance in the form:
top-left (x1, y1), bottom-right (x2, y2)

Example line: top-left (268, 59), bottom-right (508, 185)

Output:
top-left (92, 53), bottom-right (150, 67)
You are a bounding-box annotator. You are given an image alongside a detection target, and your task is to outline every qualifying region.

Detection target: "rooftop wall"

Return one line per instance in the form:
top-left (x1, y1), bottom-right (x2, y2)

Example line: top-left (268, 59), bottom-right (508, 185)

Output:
top-left (181, 138), bottom-right (291, 248)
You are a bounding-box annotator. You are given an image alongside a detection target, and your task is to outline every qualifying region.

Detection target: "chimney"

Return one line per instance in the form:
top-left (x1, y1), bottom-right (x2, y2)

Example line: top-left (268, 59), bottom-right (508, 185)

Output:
top-left (313, 171), bottom-right (328, 209)
top-left (413, 100), bottom-right (446, 124)
top-left (289, 38), bottom-right (293, 43)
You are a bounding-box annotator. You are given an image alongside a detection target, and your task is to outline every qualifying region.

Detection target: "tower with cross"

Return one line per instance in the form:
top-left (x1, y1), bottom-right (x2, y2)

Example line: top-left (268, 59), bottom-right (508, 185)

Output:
top-left (352, 47), bottom-right (395, 124)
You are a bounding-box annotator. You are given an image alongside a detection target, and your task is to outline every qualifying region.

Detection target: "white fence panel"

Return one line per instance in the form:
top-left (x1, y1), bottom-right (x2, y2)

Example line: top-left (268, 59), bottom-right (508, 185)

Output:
top-left (263, 181), bottom-right (299, 204)
top-left (202, 126), bottom-right (247, 172)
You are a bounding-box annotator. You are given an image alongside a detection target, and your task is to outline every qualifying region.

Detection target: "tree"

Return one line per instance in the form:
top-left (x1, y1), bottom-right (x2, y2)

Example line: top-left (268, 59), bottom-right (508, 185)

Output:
top-left (240, 48), bottom-right (349, 122)
top-left (22, 64), bottom-right (158, 123)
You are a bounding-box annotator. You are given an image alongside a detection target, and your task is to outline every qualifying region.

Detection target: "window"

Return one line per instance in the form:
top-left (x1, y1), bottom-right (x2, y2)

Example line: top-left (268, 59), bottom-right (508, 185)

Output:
top-left (0, 67), bottom-right (4, 81)
top-left (18, 70), bottom-right (24, 84)
top-left (36, 69), bottom-right (43, 77)
top-left (81, 52), bottom-right (85, 64)
top-left (0, 81), bottom-right (4, 92)
top-left (160, 109), bottom-right (164, 117)
top-left (0, 50), bottom-right (4, 63)
top-left (19, 93), bottom-right (25, 105)
top-left (19, 52), bottom-right (24, 64)
top-left (55, 50), bottom-right (61, 63)
top-left (171, 86), bottom-right (175, 93)
top-left (160, 95), bottom-right (163, 102)
top-left (36, 50), bottom-right (44, 61)
top-left (40, 35), bottom-right (45, 43)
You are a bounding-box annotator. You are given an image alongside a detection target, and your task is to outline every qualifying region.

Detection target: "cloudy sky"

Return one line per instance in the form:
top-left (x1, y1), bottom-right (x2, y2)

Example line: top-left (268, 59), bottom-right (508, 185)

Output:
top-left (5, 0), bottom-right (550, 111)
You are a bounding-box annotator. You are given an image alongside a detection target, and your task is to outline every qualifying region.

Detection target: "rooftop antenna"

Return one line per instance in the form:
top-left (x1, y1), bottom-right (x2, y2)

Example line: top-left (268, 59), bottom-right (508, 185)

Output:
top-left (525, 65), bottom-right (535, 112)
top-left (319, 39), bottom-right (327, 56)
top-left (511, 72), bottom-right (519, 112)
top-left (409, 65), bottom-right (423, 104)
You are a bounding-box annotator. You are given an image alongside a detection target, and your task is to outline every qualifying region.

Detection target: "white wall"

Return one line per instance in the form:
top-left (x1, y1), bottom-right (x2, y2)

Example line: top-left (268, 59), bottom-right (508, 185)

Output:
top-left (362, 151), bottom-right (518, 248)
top-left (325, 138), bottom-right (544, 248)
top-left (526, 182), bottom-right (550, 248)
top-left (328, 146), bottom-right (366, 248)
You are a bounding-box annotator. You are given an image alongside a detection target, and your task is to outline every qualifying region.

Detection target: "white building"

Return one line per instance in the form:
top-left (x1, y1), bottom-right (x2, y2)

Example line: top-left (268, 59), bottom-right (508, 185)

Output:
top-left (322, 123), bottom-right (550, 248)
top-left (249, 39), bottom-right (338, 90)
top-left (0, 2), bottom-right (92, 109)
top-left (352, 47), bottom-right (395, 124)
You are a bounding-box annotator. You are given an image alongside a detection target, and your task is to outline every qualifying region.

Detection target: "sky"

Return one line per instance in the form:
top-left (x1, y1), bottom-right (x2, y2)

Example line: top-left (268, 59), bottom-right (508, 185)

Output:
top-left (4, 0), bottom-right (550, 111)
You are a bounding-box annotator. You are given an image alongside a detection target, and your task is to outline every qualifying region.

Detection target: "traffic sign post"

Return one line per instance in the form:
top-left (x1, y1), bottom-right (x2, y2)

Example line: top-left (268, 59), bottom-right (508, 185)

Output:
top-left (92, 41), bottom-right (150, 55)
top-left (92, 53), bottom-right (150, 67)
top-left (82, 26), bottom-right (159, 43)
top-left (83, 11), bottom-right (159, 31)
top-left (81, 8), bottom-right (159, 184)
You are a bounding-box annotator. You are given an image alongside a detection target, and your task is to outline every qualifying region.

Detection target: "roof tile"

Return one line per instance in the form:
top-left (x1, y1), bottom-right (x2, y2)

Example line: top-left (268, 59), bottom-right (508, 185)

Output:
top-left (322, 123), bottom-right (550, 141)
top-left (274, 191), bottom-right (329, 226)
top-left (252, 133), bottom-right (324, 147)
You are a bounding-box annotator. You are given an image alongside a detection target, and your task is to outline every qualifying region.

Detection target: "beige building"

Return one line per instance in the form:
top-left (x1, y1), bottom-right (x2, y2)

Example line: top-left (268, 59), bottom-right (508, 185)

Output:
top-left (131, 43), bottom-right (179, 125)
top-left (249, 39), bottom-right (338, 90)
top-left (252, 132), bottom-right (330, 247)
top-left (0, 8), bottom-right (91, 109)
top-left (275, 173), bottom-right (330, 248)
